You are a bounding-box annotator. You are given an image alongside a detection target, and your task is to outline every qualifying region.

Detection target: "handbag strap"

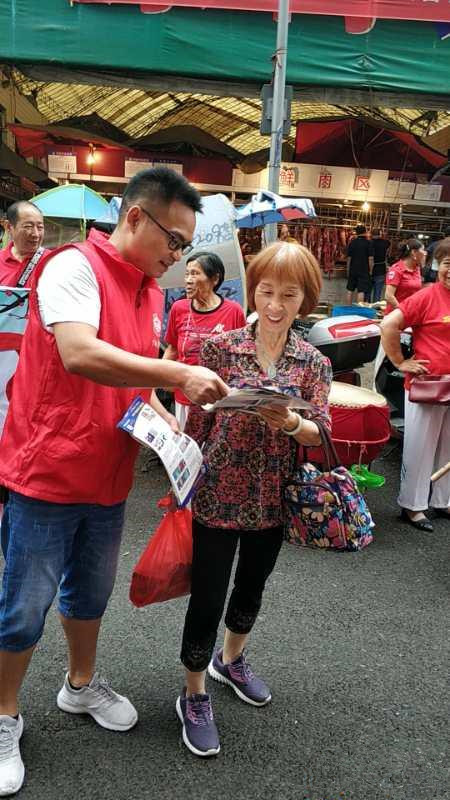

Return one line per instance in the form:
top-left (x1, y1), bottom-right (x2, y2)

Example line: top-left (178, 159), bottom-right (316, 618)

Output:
top-left (295, 419), bottom-right (340, 472)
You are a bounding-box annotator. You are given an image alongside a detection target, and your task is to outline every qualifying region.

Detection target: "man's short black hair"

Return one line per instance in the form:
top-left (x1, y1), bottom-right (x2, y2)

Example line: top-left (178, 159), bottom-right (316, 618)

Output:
top-left (119, 166), bottom-right (202, 220)
top-left (355, 225), bottom-right (367, 236)
top-left (7, 201), bottom-right (42, 226)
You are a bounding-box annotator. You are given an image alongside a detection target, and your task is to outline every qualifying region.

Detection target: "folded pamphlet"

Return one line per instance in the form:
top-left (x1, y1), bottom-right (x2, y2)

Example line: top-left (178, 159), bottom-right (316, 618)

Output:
top-left (202, 386), bottom-right (313, 414)
top-left (118, 397), bottom-right (204, 507)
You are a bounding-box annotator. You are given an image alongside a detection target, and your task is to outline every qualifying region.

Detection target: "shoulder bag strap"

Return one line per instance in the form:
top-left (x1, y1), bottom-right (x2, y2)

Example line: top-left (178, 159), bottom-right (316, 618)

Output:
top-left (16, 246), bottom-right (45, 288)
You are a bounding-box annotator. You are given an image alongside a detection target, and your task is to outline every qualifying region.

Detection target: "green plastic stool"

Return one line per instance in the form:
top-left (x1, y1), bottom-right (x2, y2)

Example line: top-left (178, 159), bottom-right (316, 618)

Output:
top-left (350, 464), bottom-right (385, 490)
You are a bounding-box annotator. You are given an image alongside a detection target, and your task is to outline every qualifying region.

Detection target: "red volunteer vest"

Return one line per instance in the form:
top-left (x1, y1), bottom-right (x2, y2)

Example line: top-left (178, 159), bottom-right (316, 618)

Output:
top-left (0, 231), bottom-right (163, 505)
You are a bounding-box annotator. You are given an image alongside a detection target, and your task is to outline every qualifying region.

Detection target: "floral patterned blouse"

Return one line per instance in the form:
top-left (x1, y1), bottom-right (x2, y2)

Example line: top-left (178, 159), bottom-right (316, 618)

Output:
top-left (185, 323), bottom-right (332, 531)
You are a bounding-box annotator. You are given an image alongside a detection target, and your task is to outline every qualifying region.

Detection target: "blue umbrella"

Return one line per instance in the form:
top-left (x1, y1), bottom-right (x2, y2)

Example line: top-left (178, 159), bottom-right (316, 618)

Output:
top-left (31, 184), bottom-right (109, 220)
top-left (235, 190), bottom-right (316, 229)
top-left (95, 196), bottom-right (122, 225)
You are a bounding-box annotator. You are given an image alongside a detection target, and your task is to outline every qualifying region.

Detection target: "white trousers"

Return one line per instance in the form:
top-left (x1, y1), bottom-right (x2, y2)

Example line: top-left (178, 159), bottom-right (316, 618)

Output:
top-left (398, 391), bottom-right (450, 511)
top-left (174, 401), bottom-right (190, 432)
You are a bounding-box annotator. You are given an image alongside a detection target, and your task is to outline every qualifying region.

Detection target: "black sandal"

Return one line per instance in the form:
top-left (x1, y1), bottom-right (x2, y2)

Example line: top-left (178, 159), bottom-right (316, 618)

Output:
top-left (400, 509), bottom-right (433, 532)
top-left (431, 508), bottom-right (450, 520)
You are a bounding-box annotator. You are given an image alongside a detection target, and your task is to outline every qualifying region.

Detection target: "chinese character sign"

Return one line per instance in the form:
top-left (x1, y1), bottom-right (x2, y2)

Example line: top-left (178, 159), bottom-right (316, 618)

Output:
top-left (354, 175), bottom-right (370, 191)
top-left (318, 172), bottom-right (332, 190)
top-left (279, 167), bottom-right (298, 190)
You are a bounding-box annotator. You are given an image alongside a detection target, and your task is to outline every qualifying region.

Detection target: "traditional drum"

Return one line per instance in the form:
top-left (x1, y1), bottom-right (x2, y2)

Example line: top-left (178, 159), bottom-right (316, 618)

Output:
top-left (309, 381), bottom-right (391, 466)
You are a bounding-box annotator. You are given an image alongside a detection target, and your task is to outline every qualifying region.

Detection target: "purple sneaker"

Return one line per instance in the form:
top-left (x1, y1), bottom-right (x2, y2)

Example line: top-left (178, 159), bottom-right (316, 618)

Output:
top-left (176, 689), bottom-right (220, 757)
top-left (207, 649), bottom-right (271, 707)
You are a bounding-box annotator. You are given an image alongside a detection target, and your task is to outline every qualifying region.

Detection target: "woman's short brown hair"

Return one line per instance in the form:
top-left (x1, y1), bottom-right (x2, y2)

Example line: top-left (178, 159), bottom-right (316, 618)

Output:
top-left (246, 241), bottom-right (321, 317)
top-left (433, 237), bottom-right (450, 264)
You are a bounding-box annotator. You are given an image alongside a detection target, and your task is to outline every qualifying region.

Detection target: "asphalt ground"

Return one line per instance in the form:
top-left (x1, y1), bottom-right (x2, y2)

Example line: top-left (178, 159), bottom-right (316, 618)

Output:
top-left (4, 442), bottom-right (449, 800)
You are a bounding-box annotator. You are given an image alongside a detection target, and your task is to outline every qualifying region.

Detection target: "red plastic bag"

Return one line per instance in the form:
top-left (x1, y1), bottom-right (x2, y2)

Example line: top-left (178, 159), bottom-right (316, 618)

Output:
top-left (129, 507), bottom-right (192, 607)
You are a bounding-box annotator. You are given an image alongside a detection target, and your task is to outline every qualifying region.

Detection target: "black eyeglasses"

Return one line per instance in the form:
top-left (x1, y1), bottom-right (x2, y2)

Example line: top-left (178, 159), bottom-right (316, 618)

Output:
top-left (138, 205), bottom-right (193, 256)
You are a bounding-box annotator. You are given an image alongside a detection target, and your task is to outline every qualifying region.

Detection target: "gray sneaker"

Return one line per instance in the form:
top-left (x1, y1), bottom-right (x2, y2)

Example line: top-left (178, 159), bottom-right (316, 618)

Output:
top-left (208, 649), bottom-right (271, 706)
top-left (0, 715), bottom-right (24, 796)
top-left (57, 673), bottom-right (137, 731)
top-left (176, 689), bottom-right (220, 757)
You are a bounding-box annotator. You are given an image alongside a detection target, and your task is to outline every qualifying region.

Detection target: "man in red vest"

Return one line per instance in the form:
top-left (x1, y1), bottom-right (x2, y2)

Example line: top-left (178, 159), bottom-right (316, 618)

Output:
top-left (0, 201), bottom-right (48, 435)
top-left (0, 167), bottom-right (228, 795)
top-left (0, 201), bottom-right (46, 287)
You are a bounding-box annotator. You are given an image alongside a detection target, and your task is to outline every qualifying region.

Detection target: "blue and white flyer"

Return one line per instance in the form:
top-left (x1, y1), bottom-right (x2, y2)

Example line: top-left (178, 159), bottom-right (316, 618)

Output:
top-left (118, 397), bottom-right (203, 507)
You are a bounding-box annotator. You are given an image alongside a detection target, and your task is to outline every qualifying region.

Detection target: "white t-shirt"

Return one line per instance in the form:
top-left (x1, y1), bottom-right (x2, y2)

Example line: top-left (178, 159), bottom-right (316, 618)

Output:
top-left (37, 248), bottom-right (101, 332)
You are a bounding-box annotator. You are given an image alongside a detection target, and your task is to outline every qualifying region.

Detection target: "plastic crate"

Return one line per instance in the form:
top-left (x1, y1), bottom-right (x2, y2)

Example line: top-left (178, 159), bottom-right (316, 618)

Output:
top-left (331, 305), bottom-right (377, 319)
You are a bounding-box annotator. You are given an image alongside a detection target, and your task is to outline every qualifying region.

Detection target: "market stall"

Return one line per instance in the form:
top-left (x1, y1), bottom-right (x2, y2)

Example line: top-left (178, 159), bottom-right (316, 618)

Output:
top-left (233, 117), bottom-right (449, 274)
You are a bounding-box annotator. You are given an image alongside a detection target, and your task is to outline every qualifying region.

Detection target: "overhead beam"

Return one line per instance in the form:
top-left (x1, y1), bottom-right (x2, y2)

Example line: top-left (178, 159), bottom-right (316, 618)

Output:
top-left (17, 64), bottom-right (450, 112)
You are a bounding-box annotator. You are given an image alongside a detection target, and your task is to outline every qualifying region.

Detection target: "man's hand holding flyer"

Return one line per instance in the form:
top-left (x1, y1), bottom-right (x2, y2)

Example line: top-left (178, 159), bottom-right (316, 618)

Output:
top-left (118, 397), bottom-right (203, 507)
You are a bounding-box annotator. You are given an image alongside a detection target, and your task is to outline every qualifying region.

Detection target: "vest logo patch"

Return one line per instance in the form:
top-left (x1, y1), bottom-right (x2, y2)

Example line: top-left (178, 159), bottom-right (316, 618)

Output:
top-left (153, 313), bottom-right (162, 336)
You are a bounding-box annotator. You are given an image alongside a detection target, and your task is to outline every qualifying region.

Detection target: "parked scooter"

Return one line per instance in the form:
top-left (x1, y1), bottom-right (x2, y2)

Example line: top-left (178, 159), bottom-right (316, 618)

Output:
top-left (296, 313), bottom-right (391, 469)
top-left (293, 313), bottom-right (381, 384)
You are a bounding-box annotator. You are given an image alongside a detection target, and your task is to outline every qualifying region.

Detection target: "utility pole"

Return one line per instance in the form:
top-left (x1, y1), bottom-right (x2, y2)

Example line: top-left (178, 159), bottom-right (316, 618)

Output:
top-left (266, 0), bottom-right (290, 244)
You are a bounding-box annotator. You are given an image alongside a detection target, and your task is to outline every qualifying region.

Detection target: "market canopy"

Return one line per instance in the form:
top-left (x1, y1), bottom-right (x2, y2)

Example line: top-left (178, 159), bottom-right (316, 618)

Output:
top-left (1, 1), bottom-right (449, 164)
top-left (295, 119), bottom-right (447, 174)
top-left (1, 1), bottom-right (449, 99)
top-left (9, 122), bottom-right (130, 159)
top-left (0, 143), bottom-right (51, 185)
top-left (7, 68), bottom-right (450, 162)
top-left (128, 126), bottom-right (242, 160)
top-left (73, 1), bottom-right (450, 32)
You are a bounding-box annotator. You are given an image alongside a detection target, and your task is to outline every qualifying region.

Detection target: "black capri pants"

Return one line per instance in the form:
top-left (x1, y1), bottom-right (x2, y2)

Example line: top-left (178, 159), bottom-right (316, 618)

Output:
top-left (181, 519), bottom-right (283, 672)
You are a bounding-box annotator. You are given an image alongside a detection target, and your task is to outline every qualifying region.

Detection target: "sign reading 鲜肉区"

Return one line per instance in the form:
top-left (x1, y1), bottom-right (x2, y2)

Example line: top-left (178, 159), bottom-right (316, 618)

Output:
top-left (231, 164), bottom-right (443, 203)
top-left (72, 0), bottom-right (450, 25)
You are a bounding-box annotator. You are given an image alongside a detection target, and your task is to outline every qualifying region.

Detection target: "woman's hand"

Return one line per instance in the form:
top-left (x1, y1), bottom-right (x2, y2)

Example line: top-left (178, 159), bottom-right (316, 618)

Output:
top-left (149, 391), bottom-right (181, 433)
top-left (258, 405), bottom-right (321, 445)
top-left (166, 413), bottom-right (182, 434)
top-left (397, 357), bottom-right (430, 375)
top-left (257, 406), bottom-right (298, 432)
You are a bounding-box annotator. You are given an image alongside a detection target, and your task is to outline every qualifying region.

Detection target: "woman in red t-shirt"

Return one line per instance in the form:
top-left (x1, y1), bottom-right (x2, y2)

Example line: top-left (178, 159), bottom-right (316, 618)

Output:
top-left (384, 238), bottom-right (426, 314)
top-left (381, 238), bottom-right (450, 531)
top-left (164, 252), bottom-right (246, 428)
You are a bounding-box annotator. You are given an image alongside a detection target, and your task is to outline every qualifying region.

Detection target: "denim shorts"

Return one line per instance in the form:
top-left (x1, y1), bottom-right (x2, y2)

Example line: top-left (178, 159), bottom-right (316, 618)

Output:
top-left (0, 491), bottom-right (125, 652)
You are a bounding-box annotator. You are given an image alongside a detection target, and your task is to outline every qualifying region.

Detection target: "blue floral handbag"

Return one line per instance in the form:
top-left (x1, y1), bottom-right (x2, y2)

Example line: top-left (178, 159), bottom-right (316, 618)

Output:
top-left (284, 424), bottom-right (374, 551)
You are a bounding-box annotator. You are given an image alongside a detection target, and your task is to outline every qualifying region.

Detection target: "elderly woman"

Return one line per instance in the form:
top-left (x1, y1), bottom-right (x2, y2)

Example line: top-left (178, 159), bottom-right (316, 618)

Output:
top-left (384, 238), bottom-right (426, 315)
top-left (163, 251), bottom-right (246, 429)
top-left (381, 238), bottom-right (450, 532)
top-left (175, 242), bottom-right (332, 757)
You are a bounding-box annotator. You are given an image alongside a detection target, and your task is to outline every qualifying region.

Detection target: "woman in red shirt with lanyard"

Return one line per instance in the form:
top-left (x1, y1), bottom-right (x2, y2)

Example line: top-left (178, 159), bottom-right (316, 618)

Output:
top-left (381, 238), bottom-right (450, 531)
top-left (384, 238), bottom-right (426, 314)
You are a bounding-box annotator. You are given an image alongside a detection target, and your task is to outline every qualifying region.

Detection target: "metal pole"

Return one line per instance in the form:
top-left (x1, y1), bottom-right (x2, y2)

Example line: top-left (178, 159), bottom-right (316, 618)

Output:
top-left (266, 0), bottom-right (290, 244)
